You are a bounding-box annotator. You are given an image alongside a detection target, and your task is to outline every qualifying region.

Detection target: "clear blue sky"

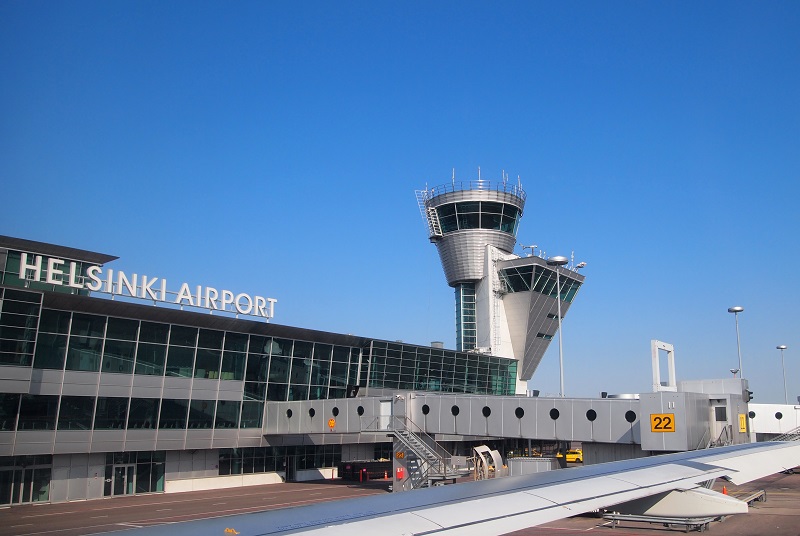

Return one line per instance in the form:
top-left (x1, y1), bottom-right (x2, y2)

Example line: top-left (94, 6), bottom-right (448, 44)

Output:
top-left (2, 2), bottom-right (798, 402)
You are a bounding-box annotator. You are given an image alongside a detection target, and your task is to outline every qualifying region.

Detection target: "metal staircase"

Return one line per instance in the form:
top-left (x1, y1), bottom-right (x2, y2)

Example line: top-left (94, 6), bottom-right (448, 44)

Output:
top-left (414, 189), bottom-right (443, 239)
top-left (367, 415), bottom-right (458, 490)
top-left (773, 425), bottom-right (800, 442)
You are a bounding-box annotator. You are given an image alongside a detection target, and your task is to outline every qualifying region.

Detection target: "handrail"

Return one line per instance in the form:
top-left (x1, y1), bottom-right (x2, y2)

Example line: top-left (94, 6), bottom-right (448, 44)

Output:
top-left (423, 180), bottom-right (526, 202)
top-left (773, 425), bottom-right (800, 442)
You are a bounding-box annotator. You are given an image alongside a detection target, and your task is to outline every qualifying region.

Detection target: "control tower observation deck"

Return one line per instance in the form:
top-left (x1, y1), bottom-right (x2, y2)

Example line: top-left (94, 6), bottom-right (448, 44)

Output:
top-left (416, 177), bottom-right (585, 390)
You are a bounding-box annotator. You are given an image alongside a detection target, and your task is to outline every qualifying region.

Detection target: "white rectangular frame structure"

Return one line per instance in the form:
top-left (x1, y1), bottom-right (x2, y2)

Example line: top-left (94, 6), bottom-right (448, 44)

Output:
top-left (652, 340), bottom-right (677, 392)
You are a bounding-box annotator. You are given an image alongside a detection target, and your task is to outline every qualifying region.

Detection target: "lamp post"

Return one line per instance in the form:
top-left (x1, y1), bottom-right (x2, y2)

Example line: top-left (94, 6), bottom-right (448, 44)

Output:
top-left (727, 306), bottom-right (744, 378)
top-left (729, 368), bottom-right (739, 378)
top-left (777, 345), bottom-right (788, 404)
top-left (547, 256), bottom-right (569, 398)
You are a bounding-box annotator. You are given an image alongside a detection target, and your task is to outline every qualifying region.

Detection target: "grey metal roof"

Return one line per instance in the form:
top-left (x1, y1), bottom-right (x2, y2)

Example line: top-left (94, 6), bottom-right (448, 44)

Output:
top-left (0, 235), bottom-right (118, 265)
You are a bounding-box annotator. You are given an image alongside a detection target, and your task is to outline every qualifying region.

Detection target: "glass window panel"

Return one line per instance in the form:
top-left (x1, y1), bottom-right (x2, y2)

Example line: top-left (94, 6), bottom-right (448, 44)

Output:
top-left (188, 400), bottom-right (214, 429)
top-left (481, 201), bottom-right (503, 214)
top-left (313, 344), bottom-right (331, 365)
top-left (290, 357), bottom-right (310, 384)
top-left (269, 338), bottom-right (292, 356)
top-left (248, 335), bottom-right (270, 355)
top-left (194, 348), bottom-right (221, 379)
top-left (308, 385), bottom-right (327, 400)
top-left (158, 399), bottom-right (188, 429)
top-left (458, 212), bottom-right (479, 229)
top-left (57, 396), bottom-right (94, 430)
top-left (102, 339), bottom-right (135, 374)
top-left (70, 313), bottom-right (105, 338)
top-left (221, 351), bottom-right (245, 381)
top-left (292, 341), bottom-right (313, 360)
top-left (224, 332), bottom-right (248, 352)
top-left (135, 463), bottom-right (152, 493)
top-left (436, 203), bottom-right (455, 217)
top-left (266, 383), bottom-right (287, 402)
top-left (288, 384), bottom-right (308, 401)
top-left (165, 345), bottom-right (194, 377)
top-left (332, 346), bottom-right (349, 362)
top-left (215, 400), bottom-right (240, 428)
top-left (439, 214), bottom-right (458, 233)
top-left (244, 382), bottom-right (266, 401)
top-left (500, 215), bottom-right (516, 233)
top-left (268, 355), bottom-right (290, 383)
top-left (94, 397), bottom-right (128, 429)
top-left (240, 401), bottom-right (264, 428)
top-left (330, 361), bottom-right (348, 386)
top-left (480, 212), bottom-right (502, 230)
top-left (105, 317), bottom-right (138, 341)
top-left (198, 329), bottom-right (223, 349)
top-left (245, 353), bottom-right (269, 382)
top-left (66, 336), bottom-right (102, 372)
top-left (128, 398), bottom-right (158, 429)
top-left (0, 393), bottom-right (20, 431)
top-left (139, 322), bottom-right (168, 344)
top-left (169, 326), bottom-right (197, 347)
top-left (3, 289), bottom-right (41, 303)
top-left (33, 333), bottom-right (67, 369)
top-left (135, 343), bottom-right (166, 376)
top-left (0, 312), bottom-right (36, 328)
top-left (15, 392), bottom-right (56, 430)
top-left (1, 300), bottom-right (40, 316)
top-left (456, 201), bottom-right (479, 213)
top-left (503, 204), bottom-right (520, 217)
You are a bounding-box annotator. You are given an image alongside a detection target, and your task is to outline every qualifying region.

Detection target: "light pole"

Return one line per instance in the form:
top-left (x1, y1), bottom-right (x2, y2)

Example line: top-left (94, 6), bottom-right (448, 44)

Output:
top-left (547, 256), bottom-right (569, 398)
top-left (777, 345), bottom-right (788, 404)
top-left (727, 306), bottom-right (744, 378)
top-left (729, 368), bottom-right (739, 378)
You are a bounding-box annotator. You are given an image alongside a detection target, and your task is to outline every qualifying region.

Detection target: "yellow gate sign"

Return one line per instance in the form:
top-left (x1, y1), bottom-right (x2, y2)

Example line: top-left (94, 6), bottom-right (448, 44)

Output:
top-left (650, 413), bottom-right (676, 432)
top-left (739, 413), bottom-right (747, 433)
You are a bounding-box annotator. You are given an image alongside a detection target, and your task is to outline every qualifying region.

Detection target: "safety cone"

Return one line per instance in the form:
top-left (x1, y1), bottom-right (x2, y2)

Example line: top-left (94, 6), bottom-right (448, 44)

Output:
top-left (384, 471), bottom-right (388, 480)
top-left (722, 486), bottom-right (728, 495)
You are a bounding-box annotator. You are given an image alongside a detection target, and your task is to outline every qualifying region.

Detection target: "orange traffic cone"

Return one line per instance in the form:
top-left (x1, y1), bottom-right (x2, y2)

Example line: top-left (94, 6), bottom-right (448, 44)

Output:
top-left (384, 471), bottom-right (388, 480)
top-left (722, 486), bottom-right (728, 495)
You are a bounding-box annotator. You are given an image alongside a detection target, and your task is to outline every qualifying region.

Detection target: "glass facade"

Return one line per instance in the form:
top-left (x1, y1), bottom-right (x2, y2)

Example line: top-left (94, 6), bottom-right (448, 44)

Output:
top-left (366, 341), bottom-right (517, 395)
top-left (455, 283), bottom-right (477, 352)
top-left (0, 288), bottom-right (41, 366)
top-left (219, 445), bottom-right (341, 475)
top-left (435, 201), bottom-right (521, 236)
top-left (499, 265), bottom-right (582, 303)
top-left (103, 451), bottom-right (165, 497)
top-left (0, 455), bottom-right (53, 505)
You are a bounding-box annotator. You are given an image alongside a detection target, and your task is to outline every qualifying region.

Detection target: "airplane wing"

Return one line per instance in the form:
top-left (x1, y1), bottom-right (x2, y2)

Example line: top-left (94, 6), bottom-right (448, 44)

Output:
top-left (107, 440), bottom-right (800, 536)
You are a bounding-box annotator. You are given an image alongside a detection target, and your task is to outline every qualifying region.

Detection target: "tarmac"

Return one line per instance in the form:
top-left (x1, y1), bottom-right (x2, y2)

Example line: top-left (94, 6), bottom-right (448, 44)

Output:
top-left (1, 468), bottom-right (798, 536)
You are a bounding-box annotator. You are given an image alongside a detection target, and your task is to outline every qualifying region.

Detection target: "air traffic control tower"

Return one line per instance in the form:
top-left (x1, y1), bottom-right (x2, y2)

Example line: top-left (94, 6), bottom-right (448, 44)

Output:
top-left (416, 176), bottom-right (586, 392)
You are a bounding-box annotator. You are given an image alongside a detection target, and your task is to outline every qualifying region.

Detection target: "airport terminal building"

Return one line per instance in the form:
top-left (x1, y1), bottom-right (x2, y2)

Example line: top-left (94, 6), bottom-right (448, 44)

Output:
top-left (0, 233), bottom-right (520, 505)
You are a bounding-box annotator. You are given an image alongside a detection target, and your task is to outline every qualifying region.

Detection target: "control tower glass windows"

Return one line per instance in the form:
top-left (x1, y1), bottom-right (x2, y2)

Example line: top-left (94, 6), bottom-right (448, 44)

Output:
top-left (499, 266), bottom-right (583, 303)
top-left (434, 202), bottom-right (522, 236)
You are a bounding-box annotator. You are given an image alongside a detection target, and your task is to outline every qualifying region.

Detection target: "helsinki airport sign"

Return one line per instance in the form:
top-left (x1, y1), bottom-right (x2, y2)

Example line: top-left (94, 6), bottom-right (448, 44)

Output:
top-left (19, 253), bottom-right (276, 320)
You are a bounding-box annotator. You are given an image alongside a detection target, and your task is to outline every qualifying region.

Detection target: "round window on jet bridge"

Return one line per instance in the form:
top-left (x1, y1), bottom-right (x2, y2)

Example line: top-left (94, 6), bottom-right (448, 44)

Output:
top-left (482, 406), bottom-right (492, 418)
top-left (286, 409), bottom-right (292, 418)
top-left (748, 411), bottom-right (756, 419)
top-left (451, 405), bottom-right (460, 416)
top-left (776, 412), bottom-right (783, 420)
top-left (625, 410), bottom-right (637, 423)
top-left (422, 404), bottom-right (430, 415)
top-left (308, 408), bottom-right (316, 418)
top-left (549, 408), bottom-right (560, 420)
top-left (357, 406), bottom-right (364, 416)
top-left (586, 409), bottom-right (597, 422)
top-left (515, 407), bottom-right (524, 419)
top-left (332, 407), bottom-right (339, 417)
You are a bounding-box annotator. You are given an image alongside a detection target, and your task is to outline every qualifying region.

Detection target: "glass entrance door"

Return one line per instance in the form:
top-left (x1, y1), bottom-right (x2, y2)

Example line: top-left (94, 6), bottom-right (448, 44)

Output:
top-left (112, 465), bottom-right (135, 496)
